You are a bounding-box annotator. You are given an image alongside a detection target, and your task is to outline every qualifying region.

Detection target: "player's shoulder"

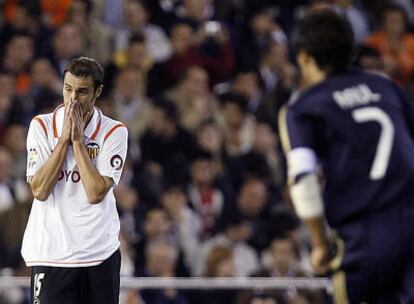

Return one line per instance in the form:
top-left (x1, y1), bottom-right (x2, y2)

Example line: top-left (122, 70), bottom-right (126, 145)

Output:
top-left (286, 84), bottom-right (330, 113)
top-left (288, 69), bottom-right (396, 110)
top-left (30, 112), bottom-right (53, 125)
top-left (29, 112), bottom-right (54, 137)
top-left (99, 111), bottom-right (128, 142)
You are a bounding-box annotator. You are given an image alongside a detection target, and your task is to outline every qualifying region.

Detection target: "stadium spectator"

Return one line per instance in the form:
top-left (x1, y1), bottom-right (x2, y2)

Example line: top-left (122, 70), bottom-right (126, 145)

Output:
top-left (0, 146), bottom-right (29, 213)
top-left (218, 92), bottom-right (255, 159)
top-left (160, 184), bottom-right (201, 274)
top-left (354, 45), bottom-right (384, 73)
top-left (250, 121), bottom-right (285, 187)
top-left (156, 21), bottom-right (235, 88)
top-left (1, 32), bottom-right (34, 96)
top-left (333, 0), bottom-right (370, 44)
top-left (195, 216), bottom-right (259, 277)
top-left (111, 67), bottom-right (152, 144)
top-left (3, 124), bottom-right (28, 180)
top-left (115, 0), bottom-right (172, 63)
top-left (188, 148), bottom-right (233, 239)
top-left (68, 0), bottom-right (115, 65)
top-left (105, 33), bottom-right (153, 96)
top-left (139, 99), bottom-right (196, 184)
top-left (48, 23), bottom-right (83, 77)
top-left (175, 0), bottom-right (215, 27)
top-left (255, 39), bottom-right (297, 126)
top-left (196, 246), bottom-right (238, 304)
top-left (133, 207), bottom-right (174, 276)
top-left (140, 238), bottom-right (189, 304)
top-left (194, 120), bottom-right (224, 170)
top-left (28, 58), bottom-right (62, 115)
top-left (41, 0), bottom-right (73, 28)
top-left (365, 4), bottom-right (414, 84)
top-left (165, 65), bottom-right (218, 134)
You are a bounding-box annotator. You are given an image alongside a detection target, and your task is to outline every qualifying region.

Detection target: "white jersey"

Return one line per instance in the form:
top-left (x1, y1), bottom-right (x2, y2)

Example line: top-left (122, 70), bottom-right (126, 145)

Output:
top-left (22, 105), bottom-right (128, 267)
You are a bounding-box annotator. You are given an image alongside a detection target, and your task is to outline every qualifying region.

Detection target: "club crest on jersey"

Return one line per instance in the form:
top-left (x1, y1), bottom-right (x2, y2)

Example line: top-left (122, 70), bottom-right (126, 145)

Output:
top-left (86, 142), bottom-right (100, 160)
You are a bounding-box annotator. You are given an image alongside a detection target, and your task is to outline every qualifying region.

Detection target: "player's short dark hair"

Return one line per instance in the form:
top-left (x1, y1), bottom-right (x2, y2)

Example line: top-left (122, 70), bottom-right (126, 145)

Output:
top-left (294, 10), bottom-right (354, 74)
top-left (64, 57), bottom-right (104, 90)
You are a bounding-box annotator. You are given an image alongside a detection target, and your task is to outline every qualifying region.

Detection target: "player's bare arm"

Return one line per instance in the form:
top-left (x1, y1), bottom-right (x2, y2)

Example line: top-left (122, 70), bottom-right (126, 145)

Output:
top-left (71, 102), bottom-right (113, 204)
top-left (305, 217), bottom-right (332, 274)
top-left (29, 103), bottom-right (74, 201)
top-left (289, 172), bottom-right (334, 274)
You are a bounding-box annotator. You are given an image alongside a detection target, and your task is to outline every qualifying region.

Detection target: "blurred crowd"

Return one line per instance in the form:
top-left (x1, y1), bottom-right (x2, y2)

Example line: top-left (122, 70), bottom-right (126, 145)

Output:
top-left (1, 0), bottom-right (414, 303)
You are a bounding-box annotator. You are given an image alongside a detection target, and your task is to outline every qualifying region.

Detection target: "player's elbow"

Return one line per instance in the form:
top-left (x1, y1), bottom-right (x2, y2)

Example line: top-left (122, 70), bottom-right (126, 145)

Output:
top-left (87, 189), bottom-right (107, 205)
top-left (32, 188), bottom-right (49, 201)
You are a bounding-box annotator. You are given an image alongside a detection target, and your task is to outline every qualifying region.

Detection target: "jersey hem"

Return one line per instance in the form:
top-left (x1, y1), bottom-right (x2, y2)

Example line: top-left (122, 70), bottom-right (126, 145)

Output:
top-left (24, 245), bottom-right (120, 268)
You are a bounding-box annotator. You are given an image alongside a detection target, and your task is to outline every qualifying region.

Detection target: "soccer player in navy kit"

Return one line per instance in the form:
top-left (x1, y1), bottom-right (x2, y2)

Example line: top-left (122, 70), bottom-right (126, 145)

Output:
top-left (279, 11), bottom-right (414, 303)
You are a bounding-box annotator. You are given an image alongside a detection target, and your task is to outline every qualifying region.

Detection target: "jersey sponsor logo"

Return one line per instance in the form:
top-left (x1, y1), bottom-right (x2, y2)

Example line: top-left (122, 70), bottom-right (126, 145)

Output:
top-left (333, 84), bottom-right (381, 110)
top-left (28, 148), bottom-right (38, 169)
top-left (58, 169), bottom-right (81, 183)
top-left (34, 272), bottom-right (45, 303)
top-left (110, 155), bottom-right (123, 170)
top-left (86, 142), bottom-right (100, 160)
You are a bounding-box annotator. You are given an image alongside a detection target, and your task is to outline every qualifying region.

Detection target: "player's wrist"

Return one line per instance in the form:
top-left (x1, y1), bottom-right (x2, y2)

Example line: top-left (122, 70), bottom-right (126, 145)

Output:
top-left (58, 136), bottom-right (71, 145)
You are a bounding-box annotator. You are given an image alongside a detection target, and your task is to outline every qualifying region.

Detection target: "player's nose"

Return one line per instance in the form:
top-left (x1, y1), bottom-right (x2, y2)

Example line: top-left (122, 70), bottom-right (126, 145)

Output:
top-left (70, 91), bottom-right (79, 102)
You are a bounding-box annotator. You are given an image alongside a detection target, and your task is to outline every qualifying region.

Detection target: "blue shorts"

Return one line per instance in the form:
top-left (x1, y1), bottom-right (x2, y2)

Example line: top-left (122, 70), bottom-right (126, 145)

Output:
top-left (330, 204), bottom-right (414, 303)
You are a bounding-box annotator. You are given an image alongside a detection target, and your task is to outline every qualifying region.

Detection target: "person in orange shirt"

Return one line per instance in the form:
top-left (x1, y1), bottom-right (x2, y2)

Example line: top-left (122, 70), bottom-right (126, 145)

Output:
top-left (365, 4), bottom-right (414, 84)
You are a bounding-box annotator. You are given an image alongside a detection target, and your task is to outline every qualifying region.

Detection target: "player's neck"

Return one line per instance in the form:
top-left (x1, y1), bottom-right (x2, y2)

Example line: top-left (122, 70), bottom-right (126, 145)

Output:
top-left (303, 67), bottom-right (327, 87)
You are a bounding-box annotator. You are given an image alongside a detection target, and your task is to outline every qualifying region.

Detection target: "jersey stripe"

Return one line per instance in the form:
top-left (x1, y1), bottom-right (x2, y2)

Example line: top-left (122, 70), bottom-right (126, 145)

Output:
top-left (278, 105), bottom-right (292, 153)
top-left (33, 117), bottom-right (48, 138)
top-left (53, 103), bottom-right (64, 138)
top-left (90, 109), bottom-right (102, 140)
top-left (104, 123), bottom-right (126, 142)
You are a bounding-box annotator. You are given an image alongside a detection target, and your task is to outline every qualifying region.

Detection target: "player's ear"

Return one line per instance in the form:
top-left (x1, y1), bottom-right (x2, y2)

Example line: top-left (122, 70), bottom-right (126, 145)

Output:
top-left (94, 85), bottom-right (103, 102)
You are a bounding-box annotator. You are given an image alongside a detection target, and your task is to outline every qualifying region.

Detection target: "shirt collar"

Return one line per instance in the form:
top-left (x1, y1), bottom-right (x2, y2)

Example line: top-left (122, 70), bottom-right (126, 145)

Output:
top-left (53, 104), bottom-right (102, 140)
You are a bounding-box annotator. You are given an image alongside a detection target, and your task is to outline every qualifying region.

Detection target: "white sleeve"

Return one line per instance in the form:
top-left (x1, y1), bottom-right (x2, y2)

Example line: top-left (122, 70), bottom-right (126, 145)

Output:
top-left (290, 173), bottom-right (324, 219)
top-left (26, 118), bottom-right (51, 179)
top-left (287, 147), bottom-right (318, 182)
top-left (96, 125), bottom-right (128, 186)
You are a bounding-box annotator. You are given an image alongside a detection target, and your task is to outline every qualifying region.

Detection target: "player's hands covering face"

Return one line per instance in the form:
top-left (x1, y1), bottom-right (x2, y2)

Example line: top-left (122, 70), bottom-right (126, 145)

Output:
top-left (62, 102), bottom-right (74, 143)
top-left (71, 102), bottom-right (85, 143)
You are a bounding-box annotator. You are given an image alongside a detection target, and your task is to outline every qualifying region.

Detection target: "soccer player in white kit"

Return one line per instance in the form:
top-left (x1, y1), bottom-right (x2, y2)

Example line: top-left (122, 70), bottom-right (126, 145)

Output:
top-left (22, 57), bottom-right (128, 303)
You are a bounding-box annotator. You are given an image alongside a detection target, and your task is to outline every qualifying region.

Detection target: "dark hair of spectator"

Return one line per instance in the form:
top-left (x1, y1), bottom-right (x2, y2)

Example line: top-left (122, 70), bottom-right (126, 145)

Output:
top-left (129, 32), bottom-right (146, 45)
top-left (294, 10), bottom-right (354, 74)
top-left (176, 65), bottom-right (200, 85)
top-left (204, 246), bottom-right (233, 277)
top-left (355, 45), bottom-right (380, 65)
top-left (191, 147), bottom-right (213, 162)
top-left (219, 92), bottom-right (249, 113)
top-left (64, 57), bottom-right (104, 90)
top-left (271, 236), bottom-right (301, 260)
top-left (162, 182), bottom-right (187, 195)
top-left (153, 97), bottom-right (179, 122)
top-left (167, 20), bottom-right (196, 37)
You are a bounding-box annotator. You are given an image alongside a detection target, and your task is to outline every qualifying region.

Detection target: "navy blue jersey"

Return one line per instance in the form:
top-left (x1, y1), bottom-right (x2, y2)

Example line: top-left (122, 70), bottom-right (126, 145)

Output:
top-left (281, 69), bottom-right (414, 227)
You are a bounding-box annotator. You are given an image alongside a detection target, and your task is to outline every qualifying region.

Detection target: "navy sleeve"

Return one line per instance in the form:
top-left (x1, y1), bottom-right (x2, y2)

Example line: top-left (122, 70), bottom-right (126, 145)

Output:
top-left (279, 103), bottom-right (318, 153)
